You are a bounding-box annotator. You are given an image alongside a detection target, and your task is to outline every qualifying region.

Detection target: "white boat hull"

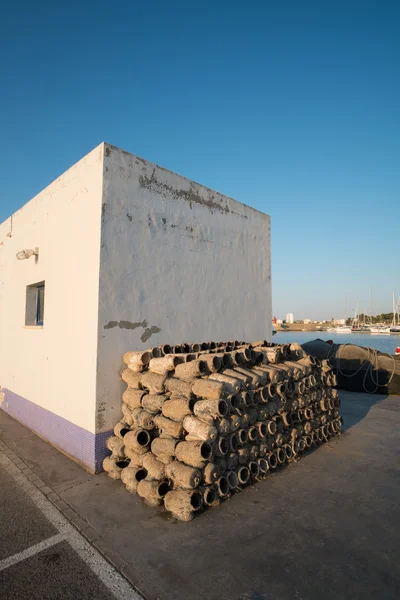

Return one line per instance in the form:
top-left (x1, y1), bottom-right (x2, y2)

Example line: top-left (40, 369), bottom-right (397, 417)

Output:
top-left (370, 327), bottom-right (391, 335)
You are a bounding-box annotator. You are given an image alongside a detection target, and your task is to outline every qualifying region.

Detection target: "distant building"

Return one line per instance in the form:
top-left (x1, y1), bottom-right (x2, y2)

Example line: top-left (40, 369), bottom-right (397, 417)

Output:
top-left (276, 319), bottom-right (283, 324)
top-left (286, 313), bottom-right (294, 324)
top-left (334, 318), bottom-right (346, 325)
top-left (303, 319), bottom-right (312, 324)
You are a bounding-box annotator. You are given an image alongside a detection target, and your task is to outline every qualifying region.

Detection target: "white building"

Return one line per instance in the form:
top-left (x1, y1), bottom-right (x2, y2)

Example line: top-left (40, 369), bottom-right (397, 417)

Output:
top-left (286, 313), bottom-right (294, 324)
top-left (0, 143), bottom-right (272, 472)
top-left (334, 318), bottom-right (346, 326)
top-left (303, 319), bottom-right (311, 324)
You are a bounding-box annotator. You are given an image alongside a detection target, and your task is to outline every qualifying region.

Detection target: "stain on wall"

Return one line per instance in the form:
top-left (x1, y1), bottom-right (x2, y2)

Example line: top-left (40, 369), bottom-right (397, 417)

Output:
top-left (139, 170), bottom-right (233, 216)
top-left (104, 321), bottom-right (119, 329)
top-left (141, 326), bottom-right (162, 343)
top-left (118, 320), bottom-right (147, 330)
top-left (96, 400), bottom-right (106, 429)
top-left (103, 319), bottom-right (161, 338)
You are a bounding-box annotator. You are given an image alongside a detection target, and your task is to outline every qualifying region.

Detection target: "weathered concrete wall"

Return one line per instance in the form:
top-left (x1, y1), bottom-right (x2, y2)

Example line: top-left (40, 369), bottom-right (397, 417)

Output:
top-left (0, 141), bottom-right (272, 468)
top-left (0, 145), bottom-right (104, 468)
top-left (97, 144), bottom-right (272, 432)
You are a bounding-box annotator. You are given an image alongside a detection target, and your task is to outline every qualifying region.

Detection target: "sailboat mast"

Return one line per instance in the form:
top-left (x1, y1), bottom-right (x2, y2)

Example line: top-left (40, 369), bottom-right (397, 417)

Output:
top-left (370, 286), bottom-right (372, 324)
top-left (352, 300), bottom-right (359, 328)
top-left (393, 292), bottom-right (396, 327)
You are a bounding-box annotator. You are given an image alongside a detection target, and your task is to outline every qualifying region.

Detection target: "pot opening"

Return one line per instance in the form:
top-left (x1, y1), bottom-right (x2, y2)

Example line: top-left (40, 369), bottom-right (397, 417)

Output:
top-left (137, 430), bottom-right (150, 446)
top-left (135, 468), bottom-right (147, 481)
top-left (248, 427), bottom-right (258, 442)
top-left (238, 467), bottom-right (250, 483)
top-left (157, 481), bottom-right (170, 497)
top-left (204, 489), bottom-right (216, 505)
top-left (249, 462), bottom-right (259, 476)
top-left (201, 442), bottom-right (212, 459)
top-left (277, 448), bottom-right (285, 463)
top-left (198, 361), bottom-right (208, 374)
top-left (230, 434), bottom-right (238, 451)
top-left (218, 477), bottom-right (229, 495)
top-left (238, 429), bottom-right (248, 444)
top-left (222, 354), bottom-right (231, 367)
top-left (191, 491), bottom-right (203, 509)
top-left (219, 438), bottom-right (229, 455)
top-left (259, 423), bottom-right (268, 437)
top-left (218, 401), bottom-right (229, 417)
top-left (258, 458), bottom-right (268, 473)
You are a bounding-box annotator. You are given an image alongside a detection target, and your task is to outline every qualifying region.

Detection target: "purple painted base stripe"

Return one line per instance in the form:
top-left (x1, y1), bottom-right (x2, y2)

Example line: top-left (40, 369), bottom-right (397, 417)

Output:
top-left (1, 389), bottom-right (112, 473)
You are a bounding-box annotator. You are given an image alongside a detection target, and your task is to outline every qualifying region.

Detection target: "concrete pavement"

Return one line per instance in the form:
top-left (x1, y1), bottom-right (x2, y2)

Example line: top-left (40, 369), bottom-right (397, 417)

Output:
top-left (1, 390), bottom-right (400, 599)
top-left (0, 443), bottom-right (141, 599)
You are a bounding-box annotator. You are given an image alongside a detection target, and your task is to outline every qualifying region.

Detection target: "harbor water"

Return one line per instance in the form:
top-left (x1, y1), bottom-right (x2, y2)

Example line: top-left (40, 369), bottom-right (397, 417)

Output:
top-left (273, 331), bottom-right (399, 355)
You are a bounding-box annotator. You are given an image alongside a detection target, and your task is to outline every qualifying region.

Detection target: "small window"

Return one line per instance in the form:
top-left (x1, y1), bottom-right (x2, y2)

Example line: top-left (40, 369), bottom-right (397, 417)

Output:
top-left (25, 281), bottom-right (45, 326)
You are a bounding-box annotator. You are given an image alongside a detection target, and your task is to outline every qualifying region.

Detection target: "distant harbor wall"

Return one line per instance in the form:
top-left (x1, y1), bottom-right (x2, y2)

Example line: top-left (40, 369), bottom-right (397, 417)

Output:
top-left (275, 324), bottom-right (326, 332)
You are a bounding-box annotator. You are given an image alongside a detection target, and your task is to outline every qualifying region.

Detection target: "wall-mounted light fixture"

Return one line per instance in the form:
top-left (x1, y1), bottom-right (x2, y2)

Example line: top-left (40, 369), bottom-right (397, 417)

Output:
top-left (16, 247), bottom-right (39, 260)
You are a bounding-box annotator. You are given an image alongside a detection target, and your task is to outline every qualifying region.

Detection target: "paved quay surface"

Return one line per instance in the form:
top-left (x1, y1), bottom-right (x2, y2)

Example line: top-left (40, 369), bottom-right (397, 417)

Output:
top-left (0, 440), bottom-right (141, 599)
top-left (1, 390), bottom-right (400, 600)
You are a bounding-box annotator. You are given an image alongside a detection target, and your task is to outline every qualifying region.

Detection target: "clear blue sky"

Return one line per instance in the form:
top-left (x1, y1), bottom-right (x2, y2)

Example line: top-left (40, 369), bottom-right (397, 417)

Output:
top-left (1, 1), bottom-right (398, 320)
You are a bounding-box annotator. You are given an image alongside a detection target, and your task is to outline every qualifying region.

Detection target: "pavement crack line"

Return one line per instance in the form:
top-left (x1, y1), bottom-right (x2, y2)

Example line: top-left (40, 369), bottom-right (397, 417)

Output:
top-left (0, 533), bottom-right (66, 572)
top-left (56, 478), bottom-right (92, 494)
top-left (0, 451), bottom-right (143, 600)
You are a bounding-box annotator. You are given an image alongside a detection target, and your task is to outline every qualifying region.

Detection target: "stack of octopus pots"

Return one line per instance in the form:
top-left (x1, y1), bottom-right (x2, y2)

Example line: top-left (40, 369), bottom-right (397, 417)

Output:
top-left (104, 341), bottom-right (343, 521)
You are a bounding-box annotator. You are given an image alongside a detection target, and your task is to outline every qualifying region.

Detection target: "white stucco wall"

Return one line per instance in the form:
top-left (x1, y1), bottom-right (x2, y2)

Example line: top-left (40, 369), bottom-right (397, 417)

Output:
top-left (96, 143), bottom-right (272, 431)
top-left (0, 144), bottom-right (103, 433)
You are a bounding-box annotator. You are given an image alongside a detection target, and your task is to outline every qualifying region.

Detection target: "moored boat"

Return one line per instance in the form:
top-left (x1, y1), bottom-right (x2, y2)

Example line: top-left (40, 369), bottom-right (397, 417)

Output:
top-left (351, 301), bottom-right (371, 333)
top-left (351, 325), bottom-right (371, 333)
top-left (370, 326), bottom-right (391, 335)
top-left (335, 326), bottom-right (352, 333)
top-left (389, 293), bottom-right (400, 334)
